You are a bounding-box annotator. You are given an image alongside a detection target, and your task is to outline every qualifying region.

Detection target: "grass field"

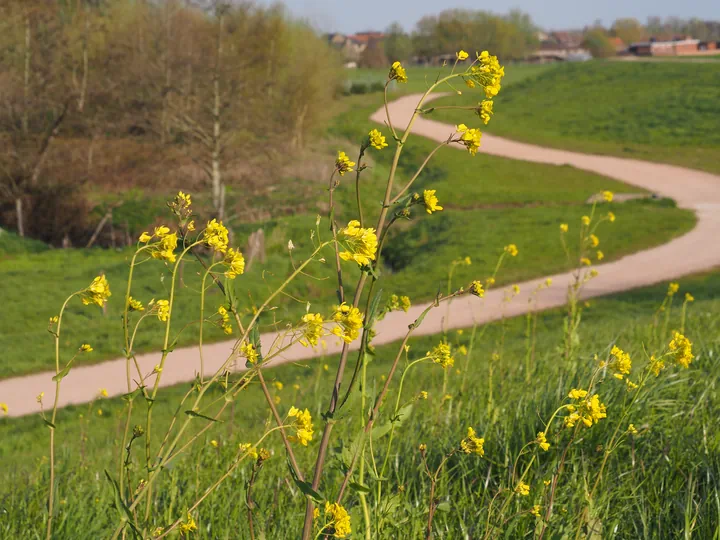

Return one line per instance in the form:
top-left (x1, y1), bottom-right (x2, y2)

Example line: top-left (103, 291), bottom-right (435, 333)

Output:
top-left (1, 273), bottom-right (718, 537)
top-left (427, 61), bottom-right (720, 174)
top-left (0, 62), bottom-right (697, 378)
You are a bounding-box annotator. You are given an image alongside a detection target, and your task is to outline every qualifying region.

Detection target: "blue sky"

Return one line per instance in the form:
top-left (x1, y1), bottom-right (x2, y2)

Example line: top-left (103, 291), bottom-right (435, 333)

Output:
top-left (257, 0), bottom-right (716, 33)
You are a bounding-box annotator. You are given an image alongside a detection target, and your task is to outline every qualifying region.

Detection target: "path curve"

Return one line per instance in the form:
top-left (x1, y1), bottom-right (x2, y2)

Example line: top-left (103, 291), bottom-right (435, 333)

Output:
top-left (3, 93), bottom-right (720, 418)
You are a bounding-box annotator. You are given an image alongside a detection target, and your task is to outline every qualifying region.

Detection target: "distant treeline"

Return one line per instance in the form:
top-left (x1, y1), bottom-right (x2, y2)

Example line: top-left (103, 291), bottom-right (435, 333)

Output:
top-left (0, 0), bottom-right (341, 244)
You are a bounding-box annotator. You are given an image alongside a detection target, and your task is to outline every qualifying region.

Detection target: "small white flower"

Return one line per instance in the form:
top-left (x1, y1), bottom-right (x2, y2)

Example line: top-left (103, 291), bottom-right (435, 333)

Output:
top-left (288, 240), bottom-right (295, 251)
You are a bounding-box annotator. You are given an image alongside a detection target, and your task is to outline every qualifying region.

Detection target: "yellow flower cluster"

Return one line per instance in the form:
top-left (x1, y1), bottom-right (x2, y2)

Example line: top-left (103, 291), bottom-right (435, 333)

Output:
top-left (203, 219), bottom-right (229, 254)
top-left (139, 226), bottom-right (179, 263)
top-left (608, 345), bottom-right (632, 379)
top-left (560, 223), bottom-right (569, 233)
top-left (387, 294), bottom-right (411, 312)
top-left (331, 303), bottom-right (364, 343)
top-left (668, 332), bottom-right (693, 368)
top-left (504, 244), bottom-right (519, 257)
top-left (607, 211), bottom-right (616, 222)
top-left (240, 341), bottom-right (259, 365)
top-left (155, 299), bottom-right (170, 322)
top-left (603, 190), bottom-right (614, 202)
top-left (338, 220), bottom-right (378, 267)
top-left (179, 512), bottom-right (197, 534)
top-left (590, 234), bottom-right (600, 248)
top-left (428, 342), bottom-right (454, 368)
top-left (389, 60), bottom-right (408, 83)
top-left (300, 313), bottom-right (324, 347)
top-left (478, 99), bottom-right (493, 125)
top-left (423, 189), bottom-right (443, 214)
top-left (335, 151), bottom-right (356, 176)
top-left (323, 502), bottom-right (352, 538)
top-left (128, 296), bottom-right (144, 311)
top-left (470, 280), bottom-right (485, 297)
top-left (79, 343), bottom-right (93, 353)
top-left (368, 129), bottom-right (388, 150)
top-left (81, 275), bottom-right (112, 307)
top-left (169, 191), bottom-right (193, 221)
top-left (456, 50), bottom-right (469, 60)
top-left (565, 389), bottom-right (607, 428)
top-left (288, 406), bottom-right (314, 446)
top-left (468, 50), bottom-right (505, 99)
top-left (460, 426), bottom-right (485, 456)
top-left (224, 248), bottom-right (245, 279)
top-left (515, 482), bottom-right (530, 496)
top-left (667, 282), bottom-right (679, 297)
top-left (455, 124), bottom-right (482, 155)
top-left (218, 306), bottom-right (232, 335)
top-left (239, 442), bottom-right (259, 460)
top-left (536, 431), bottom-right (550, 451)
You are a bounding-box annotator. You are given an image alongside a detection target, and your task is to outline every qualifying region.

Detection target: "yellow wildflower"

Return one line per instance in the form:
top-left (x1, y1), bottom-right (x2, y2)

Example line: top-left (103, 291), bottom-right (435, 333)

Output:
top-left (150, 231), bottom-right (178, 263)
top-left (273, 381), bottom-right (283, 391)
top-left (138, 231), bottom-right (152, 243)
top-left (597, 250), bottom-right (604, 261)
top-left (455, 123), bottom-right (482, 155)
top-left (668, 332), bottom-right (693, 368)
top-left (338, 220), bottom-right (377, 266)
top-left (187, 220), bottom-right (195, 232)
top-left (154, 226), bottom-right (170, 238)
top-left (155, 299), bottom-right (170, 322)
top-left (589, 234), bottom-right (599, 248)
top-left (460, 426), bottom-right (485, 456)
top-left (240, 341), bottom-right (259, 365)
top-left (465, 79), bottom-right (476, 88)
top-left (419, 443), bottom-right (427, 452)
top-left (128, 296), bottom-right (144, 312)
top-left (300, 313), bottom-right (324, 347)
top-left (649, 355), bottom-right (665, 376)
top-left (81, 275), bottom-right (112, 307)
top-left (685, 292), bottom-right (694, 302)
top-left (478, 99), bottom-right (493, 125)
top-left (607, 211), bottom-right (616, 222)
top-left (80, 343), bottom-right (93, 353)
top-left (423, 189), bottom-right (443, 214)
top-left (603, 190), bottom-right (614, 202)
top-left (536, 431), bottom-right (550, 451)
top-left (36, 392), bottom-right (44, 403)
top-left (470, 280), bottom-right (485, 297)
top-left (545, 278), bottom-right (553, 287)
top-left (176, 191), bottom-right (192, 208)
top-left (335, 151), bottom-right (355, 176)
top-left (486, 277), bottom-right (496, 287)
top-left (581, 216), bottom-right (590, 226)
top-left (239, 443), bottom-right (259, 460)
top-left (580, 257), bottom-right (591, 266)
top-left (203, 219), bottom-right (229, 254)
top-left (456, 50), bottom-right (469, 60)
top-left (469, 50), bottom-right (505, 99)
top-left (667, 282), bottom-right (680, 296)
top-left (504, 244), bottom-right (519, 257)
top-left (400, 295), bottom-right (411, 311)
top-left (389, 60), bottom-right (407, 83)
top-left (313, 507), bottom-right (320, 521)
top-left (224, 248), bottom-right (245, 279)
top-left (368, 129), bottom-right (388, 150)
top-left (628, 424), bottom-right (638, 435)
top-left (179, 512), bottom-right (197, 534)
top-left (531, 505), bottom-right (542, 517)
top-left (560, 223), bottom-right (569, 233)
top-left (515, 482), bottom-right (530, 496)
top-left (428, 342), bottom-right (454, 369)
top-left (0, 403), bottom-right (7, 415)
top-left (287, 406), bottom-right (314, 446)
top-left (565, 391), bottom-right (607, 428)
top-left (210, 439), bottom-right (218, 448)
top-left (512, 284), bottom-right (520, 295)
top-left (608, 345), bottom-right (632, 379)
top-left (331, 303), bottom-right (364, 343)
top-left (151, 527), bottom-right (164, 538)
top-left (323, 502), bottom-right (352, 538)
top-left (419, 391), bottom-right (428, 400)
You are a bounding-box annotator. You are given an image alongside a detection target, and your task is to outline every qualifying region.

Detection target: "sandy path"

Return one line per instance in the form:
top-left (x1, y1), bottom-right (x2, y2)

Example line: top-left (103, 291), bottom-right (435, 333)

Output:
top-left (2, 93), bottom-right (720, 418)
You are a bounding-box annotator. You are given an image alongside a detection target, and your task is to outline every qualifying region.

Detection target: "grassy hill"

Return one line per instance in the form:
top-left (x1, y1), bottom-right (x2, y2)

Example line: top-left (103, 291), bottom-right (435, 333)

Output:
top-left (430, 61), bottom-right (720, 174)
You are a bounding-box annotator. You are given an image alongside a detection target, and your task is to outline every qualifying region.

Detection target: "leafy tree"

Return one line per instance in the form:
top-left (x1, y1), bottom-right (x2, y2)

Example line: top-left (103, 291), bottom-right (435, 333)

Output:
top-left (583, 29), bottom-right (616, 58)
top-left (384, 22), bottom-right (412, 62)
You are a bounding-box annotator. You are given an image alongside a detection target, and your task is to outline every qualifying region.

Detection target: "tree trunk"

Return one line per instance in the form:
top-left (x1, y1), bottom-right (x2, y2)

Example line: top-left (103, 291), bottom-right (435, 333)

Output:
top-left (22, 10), bottom-right (31, 135)
top-left (211, 10), bottom-right (224, 220)
top-left (15, 198), bottom-right (24, 237)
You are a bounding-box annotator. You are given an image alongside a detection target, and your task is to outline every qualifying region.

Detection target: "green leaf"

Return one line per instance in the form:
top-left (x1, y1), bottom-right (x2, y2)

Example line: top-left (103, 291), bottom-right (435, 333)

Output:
top-left (391, 403), bottom-right (413, 427)
top-left (52, 358), bottom-right (75, 382)
top-left (104, 470), bottom-right (141, 537)
top-left (436, 502), bottom-right (451, 513)
top-left (365, 288), bottom-right (384, 330)
top-left (349, 482), bottom-right (371, 494)
top-left (43, 418), bottom-right (56, 429)
top-left (286, 457), bottom-right (324, 503)
top-left (121, 388), bottom-right (142, 402)
top-left (184, 410), bottom-right (222, 423)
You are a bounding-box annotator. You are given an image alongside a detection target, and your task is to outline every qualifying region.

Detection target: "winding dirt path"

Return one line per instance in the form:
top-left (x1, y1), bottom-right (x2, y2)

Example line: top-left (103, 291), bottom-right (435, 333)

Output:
top-left (3, 93), bottom-right (720, 418)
